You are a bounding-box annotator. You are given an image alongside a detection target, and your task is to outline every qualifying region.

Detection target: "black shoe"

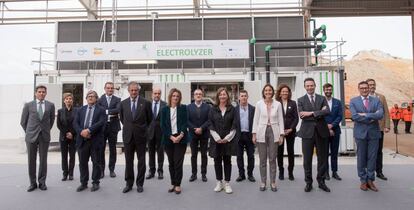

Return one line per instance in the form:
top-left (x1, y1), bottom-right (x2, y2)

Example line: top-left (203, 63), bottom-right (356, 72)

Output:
top-left (158, 172), bottom-right (164, 180)
top-left (376, 173), bottom-right (388, 181)
top-left (100, 170), bottom-right (104, 179)
top-left (168, 186), bottom-right (175, 193)
top-left (202, 175), bottom-right (208, 182)
top-left (146, 173), bottom-right (155, 179)
top-left (259, 186), bottom-right (266, 191)
top-left (248, 176), bottom-right (256, 182)
top-left (288, 172), bottom-right (294, 181)
top-left (27, 184), bottom-right (37, 192)
top-left (325, 172), bottom-right (330, 181)
top-left (189, 174), bottom-right (197, 182)
top-left (271, 185), bottom-right (278, 192)
top-left (332, 172), bottom-right (342, 181)
top-left (318, 183), bottom-right (331, 192)
top-left (76, 184), bottom-right (87, 192)
top-left (304, 184), bottom-right (313, 192)
top-left (110, 171), bottom-right (116, 178)
top-left (61, 175), bottom-right (68, 181)
top-left (39, 184), bottom-right (47, 191)
top-left (91, 184), bottom-right (100, 192)
top-left (279, 173), bottom-right (284, 180)
top-left (137, 186), bottom-right (144, 193)
top-left (68, 175), bottom-right (74, 181)
top-left (122, 185), bottom-right (132, 193)
top-left (236, 176), bottom-right (246, 182)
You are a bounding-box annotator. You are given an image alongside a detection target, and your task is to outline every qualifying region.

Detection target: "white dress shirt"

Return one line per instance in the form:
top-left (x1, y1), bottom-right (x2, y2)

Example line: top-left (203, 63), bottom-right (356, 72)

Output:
top-left (170, 107), bottom-right (178, 134)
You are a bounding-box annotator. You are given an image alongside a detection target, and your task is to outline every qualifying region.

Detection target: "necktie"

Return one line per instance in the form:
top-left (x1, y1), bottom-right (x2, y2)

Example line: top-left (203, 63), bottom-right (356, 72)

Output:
top-left (310, 95), bottom-right (315, 107)
top-left (107, 96), bottom-right (111, 106)
top-left (84, 106), bottom-right (92, 129)
top-left (38, 101), bottom-right (44, 120)
top-left (153, 101), bottom-right (158, 119)
top-left (364, 97), bottom-right (369, 110)
top-left (131, 99), bottom-right (136, 120)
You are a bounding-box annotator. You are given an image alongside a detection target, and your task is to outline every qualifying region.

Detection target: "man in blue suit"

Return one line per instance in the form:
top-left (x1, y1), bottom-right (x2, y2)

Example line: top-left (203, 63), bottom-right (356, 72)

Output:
top-left (349, 81), bottom-right (384, 192)
top-left (74, 90), bottom-right (106, 192)
top-left (323, 83), bottom-right (343, 181)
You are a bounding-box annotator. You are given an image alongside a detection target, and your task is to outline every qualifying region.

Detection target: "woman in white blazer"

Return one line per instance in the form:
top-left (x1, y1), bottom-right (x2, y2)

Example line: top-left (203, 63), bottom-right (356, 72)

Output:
top-left (252, 84), bottom-right (285, 192)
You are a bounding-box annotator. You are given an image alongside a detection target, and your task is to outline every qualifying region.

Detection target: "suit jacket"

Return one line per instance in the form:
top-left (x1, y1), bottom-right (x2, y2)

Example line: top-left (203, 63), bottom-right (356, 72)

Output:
top-left (373, 93), bottom-right (390, 131)
top-left (97, 94), bottom-right (121, 132)
top-left (280, 99), bottom-right (299, 137)
top-left (160, 104), bottom-right (189, 145)
top-left (20, 100), bottom-right (55, 143)
top-left (252, 99), bottom-right (284, 142)
top-left (325, 97), bottom-right (343, 134)
top-left (297, 94), bottom-right (330, 139)
top-left (73, 104), bottom-right (106, 148)
top-left (350, 96), bottom-right (384, 140)
top-left (187, 102), bottom-right (211, 139)
top-left (57, 107), bottom-right (78, 142)
top-left (147, 100), bottom-right (167, 140)
top-left (234, 104), bottom-right (255, 142)
top-left (120, 96), bottom-right (152, 144)
top-left (208, 105), bottom-right (238, 157)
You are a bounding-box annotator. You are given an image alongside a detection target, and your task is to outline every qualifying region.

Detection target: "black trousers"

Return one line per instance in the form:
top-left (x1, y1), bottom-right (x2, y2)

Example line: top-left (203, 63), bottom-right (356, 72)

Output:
top-left (26, 136), bottom-right (49, 185)
top-left (124, 139), bottom-right (146, 187)
top-left (236, 132), bottom-right (255, 177)
top-left (405, 121), bottom-right (412, 133)
top-left (100, 125), bottom-right (118, 172)
top-left (165, 143), bottom-right (187, 186)
top-left (214, 155), bottom-right (232, 182)
top-left (78, 140), bottom-right (101, 185)
top-left (148, 130), bottom-right (164, 174)
top-left (392, 119), bottom-right (399, 133)
top-left (60, 139), bottom-right (76, 176)
top-left (376, 131), bottom-right (384, 174)
top-left (302, 128), bottom-right (328, 185)
top-left (277, 134), bottom-right (295, 174)
top-left (190, 135), bottom-right (208, 176)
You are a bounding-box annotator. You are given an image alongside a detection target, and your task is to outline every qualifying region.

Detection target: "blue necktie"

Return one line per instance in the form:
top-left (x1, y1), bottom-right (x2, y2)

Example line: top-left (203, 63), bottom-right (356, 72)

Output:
top-left (131, 99), bottom-right (136, 120)
top-left (84, 106), bottom-right (92, 129)
top-left (153, 101), bottom-right (158, 120)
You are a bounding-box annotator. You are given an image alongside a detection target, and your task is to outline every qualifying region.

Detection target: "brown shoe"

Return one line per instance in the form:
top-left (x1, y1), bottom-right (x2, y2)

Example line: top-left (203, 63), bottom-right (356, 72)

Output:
top-left (360, 183), bottom-right (368, 191)
top-left (367, 181), bottom-right (378, 192)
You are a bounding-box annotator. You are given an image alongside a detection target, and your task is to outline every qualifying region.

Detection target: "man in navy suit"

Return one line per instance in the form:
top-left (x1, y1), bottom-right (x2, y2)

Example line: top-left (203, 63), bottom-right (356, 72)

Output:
top-left (73, 90), bottom-right (106, 192)
top-left (235, 90), bottom-right (256, 182)
top-left (349, 81), bottom-right (384, 192)
top-left (323, 83), bottom-right (343, 181)
top-left (188, 89), bottom-right (211, 182)
top-left (97, 82), bottom-right (121, 178)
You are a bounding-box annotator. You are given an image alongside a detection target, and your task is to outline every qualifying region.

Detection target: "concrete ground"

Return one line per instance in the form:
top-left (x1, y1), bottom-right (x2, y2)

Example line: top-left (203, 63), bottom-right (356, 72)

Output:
top-left (0, 137), bottom-right (414, 210)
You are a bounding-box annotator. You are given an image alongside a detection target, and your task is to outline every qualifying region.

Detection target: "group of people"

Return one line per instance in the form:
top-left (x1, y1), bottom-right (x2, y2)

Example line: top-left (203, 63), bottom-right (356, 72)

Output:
top-left (20, 77), bottom-right (395, 194)
top-left (390, 103), bottom-right (412, 134)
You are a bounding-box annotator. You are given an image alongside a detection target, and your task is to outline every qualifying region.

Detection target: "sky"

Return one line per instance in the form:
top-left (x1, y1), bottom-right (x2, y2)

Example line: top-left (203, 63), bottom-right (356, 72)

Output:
top-left (0, 15), bottom-right (412, 85)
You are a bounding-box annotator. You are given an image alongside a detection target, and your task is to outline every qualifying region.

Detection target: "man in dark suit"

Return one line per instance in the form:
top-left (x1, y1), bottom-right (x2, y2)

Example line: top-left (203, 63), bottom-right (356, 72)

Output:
top-left (297, 77), bottom-right (331, 192)
top-left (120, 81), bottom-right (152, 193)
top-left (20, 85), bottom-right (55, 192)
top-left (349, 81), bottom-right (383, 192)
top-left (146, 87), bottom-right (166, 180)
top-left (234, 90), bottom-right (256, 182)
top-left (188, 89), bottom-right (211, 182)
top-left (323, 83), bottom-right (343, 181)
top-left (73, 90), bottom-right (106, 192)
top-left (97, 82), bottom-right (121, 178)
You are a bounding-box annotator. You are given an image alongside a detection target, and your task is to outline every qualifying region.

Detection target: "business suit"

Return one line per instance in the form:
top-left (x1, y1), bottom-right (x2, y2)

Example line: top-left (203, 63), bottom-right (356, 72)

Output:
top-left (120, 96), bottom-right (152, 188)
top-left (234, 104), bottom-right (255, 179)
top-left (57, 107), bottom-right (78, 178)
top-left (160, 105), bottom-right (189, 187)
top-left (97, 94), bottom-right (121, 174)
top-left (73, 105), bottom-right (106, 186)
top-left (349, 95), bottom-right (383, 183)
top-left (297, 94), bottom-right (330, 185)
top-left (147, 100), bottom-right (167, 176)
top-left (188, 102), bottom-right (211, 177)
top-left (371, 93), bottom-right (390, 176)
top-left (20, 99), bottom-right (55, 188)
top-left (325, 98), bottom-right (343, 174)
top-left (277, 100), bottom-right (299, 177)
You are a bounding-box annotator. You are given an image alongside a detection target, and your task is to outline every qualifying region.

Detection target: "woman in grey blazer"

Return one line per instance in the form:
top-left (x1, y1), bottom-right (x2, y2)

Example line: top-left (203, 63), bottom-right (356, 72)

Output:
top-left (252, 84), bottom-right (285, 192)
